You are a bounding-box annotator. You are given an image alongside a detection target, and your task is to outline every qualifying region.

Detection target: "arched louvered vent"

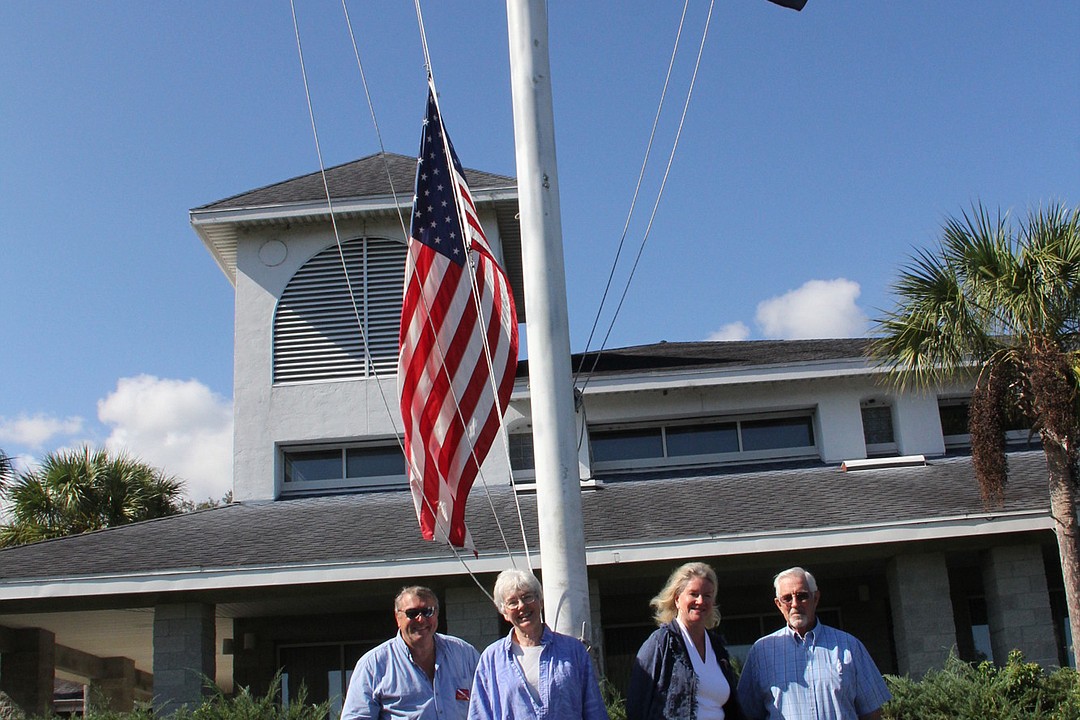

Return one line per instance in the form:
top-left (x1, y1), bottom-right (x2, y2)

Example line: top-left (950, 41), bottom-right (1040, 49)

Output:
top-left (274, 238), bottom-right (407, 383)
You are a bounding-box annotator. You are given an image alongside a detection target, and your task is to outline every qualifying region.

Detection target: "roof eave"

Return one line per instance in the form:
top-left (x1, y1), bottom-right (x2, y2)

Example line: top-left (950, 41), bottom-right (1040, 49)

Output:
top-left (510, 358), bottom-right (892, 399)
top-left (0, 508), bottom-right (1050, 604)
top-left (190, 186), bottom-right (519, 285)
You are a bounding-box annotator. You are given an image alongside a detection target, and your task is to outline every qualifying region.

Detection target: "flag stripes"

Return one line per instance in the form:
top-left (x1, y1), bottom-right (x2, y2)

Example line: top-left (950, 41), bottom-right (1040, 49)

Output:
top-left (398, 82), bottom-right (518, 549)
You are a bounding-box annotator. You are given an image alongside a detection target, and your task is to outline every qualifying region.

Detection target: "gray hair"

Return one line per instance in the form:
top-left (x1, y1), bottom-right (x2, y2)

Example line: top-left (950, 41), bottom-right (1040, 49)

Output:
top-left (492, 569), bottom-right (543, 612)
top-left (773, 567), bottom-right (818, 595)
top-left (395, 585), bottom-right (439, 612)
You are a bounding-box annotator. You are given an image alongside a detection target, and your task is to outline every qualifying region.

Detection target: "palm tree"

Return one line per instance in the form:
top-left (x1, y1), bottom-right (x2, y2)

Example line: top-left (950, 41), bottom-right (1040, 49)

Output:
top-left (0, 445), bottom-right (185, 546)
top-left (0, 450), bottom-right (13, 489)
top-left (873, 202), bottom-right (1080, 667)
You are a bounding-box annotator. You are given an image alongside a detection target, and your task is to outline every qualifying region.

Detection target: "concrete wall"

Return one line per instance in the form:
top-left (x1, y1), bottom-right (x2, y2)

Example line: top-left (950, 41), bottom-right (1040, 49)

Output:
top-left (887, 553), bottom-right (957, 676)
top-left (1, 627), bottom-right (54, 717)
top-left (153, 604), bottom-right (216, 713)
top-left (982, 544), bottom-right (1059, 668)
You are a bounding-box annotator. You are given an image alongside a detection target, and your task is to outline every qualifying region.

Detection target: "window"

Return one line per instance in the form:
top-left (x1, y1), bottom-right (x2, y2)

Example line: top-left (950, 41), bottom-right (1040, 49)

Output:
top-left (591, 427), bottom-right (663, 463)
top-left (280, 641), bottom-right (375, 719)
top-left (509, 432), bottom-right (535, 472)
top-left (939, 397), bottom-right (1036, 449)
top-left (589, 412), bottom-right (816, 471)
top-left (939, 399), bottom-right (970, 444)
top-left (967, 597), bottom-right (993, 663)
top-left (861, 402), bottom-right (896, 456)
top-left (667, 422), bottom-right (739, 456)
top-left (741, 417), bottom-right (814, 451)
top-left (274, 237), bottom-right (407, 384)
top-left (283, 442), bottom-right (406, 495)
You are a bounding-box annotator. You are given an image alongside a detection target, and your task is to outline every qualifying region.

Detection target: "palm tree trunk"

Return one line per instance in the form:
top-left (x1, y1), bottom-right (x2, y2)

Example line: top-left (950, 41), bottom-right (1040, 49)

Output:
top-left (1044, 442), bottom-right (1080, 667)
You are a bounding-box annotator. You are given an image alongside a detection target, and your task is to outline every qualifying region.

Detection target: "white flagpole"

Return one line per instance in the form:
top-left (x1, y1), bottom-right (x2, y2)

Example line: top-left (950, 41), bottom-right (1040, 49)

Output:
top-left (505, 0), bottom-right (592, 641)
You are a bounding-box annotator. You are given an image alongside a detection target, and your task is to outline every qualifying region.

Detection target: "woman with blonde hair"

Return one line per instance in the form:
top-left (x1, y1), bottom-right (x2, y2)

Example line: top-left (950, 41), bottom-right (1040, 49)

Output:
top-left (627, 562), bottom-right (744, 720)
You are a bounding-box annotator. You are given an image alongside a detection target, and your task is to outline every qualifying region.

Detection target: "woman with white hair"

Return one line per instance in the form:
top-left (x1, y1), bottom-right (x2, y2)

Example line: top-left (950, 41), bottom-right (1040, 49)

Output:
top-left (468, 568), bottom-right (608, 720)
top-left (627, 562), bottom-right (744, 720)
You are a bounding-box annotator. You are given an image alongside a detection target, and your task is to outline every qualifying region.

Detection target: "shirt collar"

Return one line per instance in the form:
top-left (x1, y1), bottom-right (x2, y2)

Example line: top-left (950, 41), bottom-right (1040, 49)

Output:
top-left (783, 620), bottom-right (820, 643)
top-left (502, 624), bottom-right (552, 652)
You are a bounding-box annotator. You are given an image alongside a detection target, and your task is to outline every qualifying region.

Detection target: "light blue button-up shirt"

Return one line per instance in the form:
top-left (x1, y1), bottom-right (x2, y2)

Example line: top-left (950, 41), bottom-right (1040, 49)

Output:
top-left (468, 626), bottom-right (608, 720)
top-left (342, 632), bottom-right (480, 720)
top-left (736, 622), bottom-right (891, 720)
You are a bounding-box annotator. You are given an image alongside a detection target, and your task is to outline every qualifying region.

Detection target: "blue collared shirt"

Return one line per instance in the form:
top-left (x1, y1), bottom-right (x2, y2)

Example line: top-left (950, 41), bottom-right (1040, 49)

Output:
top-left (736, 622), bottom-right (891, 720)
top-left (342, 632), bottom-right (480, 720)
top-left (467, 625), bottom-right (609, 720)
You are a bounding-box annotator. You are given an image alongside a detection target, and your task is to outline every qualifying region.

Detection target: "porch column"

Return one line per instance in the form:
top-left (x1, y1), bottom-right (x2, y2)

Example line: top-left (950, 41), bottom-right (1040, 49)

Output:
top-left (887, 552), bottom-right (957, 676)
top-left (0, 627), bottom-right (55, 717)
top-left (153, 603), bottom-right (216, 713)
top-left (981, 544), bottom-right (1058, 667)
top-left (90, 657), bottom-right (136, 712)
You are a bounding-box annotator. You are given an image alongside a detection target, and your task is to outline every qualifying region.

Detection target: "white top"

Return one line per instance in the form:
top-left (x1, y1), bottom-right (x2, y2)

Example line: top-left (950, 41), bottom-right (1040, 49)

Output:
top-left (511, 641), bottom-right (544, 703)
top-left (676, 618), bottom-right (730, 720)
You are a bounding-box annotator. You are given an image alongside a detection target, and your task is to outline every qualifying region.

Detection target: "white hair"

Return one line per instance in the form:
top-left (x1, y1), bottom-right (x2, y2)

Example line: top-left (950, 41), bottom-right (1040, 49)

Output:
top-left (773, 567), bottom-right (818, 595)
top-left (492, 568), bottom-right (543, 612)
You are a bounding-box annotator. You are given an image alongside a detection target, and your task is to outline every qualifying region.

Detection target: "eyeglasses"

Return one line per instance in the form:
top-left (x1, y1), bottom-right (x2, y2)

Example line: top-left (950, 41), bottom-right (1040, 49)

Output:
top-left (399, 606), bottom-right (436, 620)
top-left (503, 592), bottom-right (538, 609)
top-left (778, 591), bottom-right (811, 606)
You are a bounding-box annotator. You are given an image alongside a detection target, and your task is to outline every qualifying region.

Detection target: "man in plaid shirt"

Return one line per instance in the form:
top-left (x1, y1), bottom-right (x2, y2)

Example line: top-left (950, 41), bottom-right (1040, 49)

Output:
top-left (737, 567), bottom-right (891, 720)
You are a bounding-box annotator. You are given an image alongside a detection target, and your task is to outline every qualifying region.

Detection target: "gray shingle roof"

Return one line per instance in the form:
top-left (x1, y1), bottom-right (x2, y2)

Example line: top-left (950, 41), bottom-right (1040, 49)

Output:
top-left (522, 339), bottom-right (875, 377)
top-left (193, 152), bottom-right (515, 211)
top-left (0, 450), bottom-right (1050, 584)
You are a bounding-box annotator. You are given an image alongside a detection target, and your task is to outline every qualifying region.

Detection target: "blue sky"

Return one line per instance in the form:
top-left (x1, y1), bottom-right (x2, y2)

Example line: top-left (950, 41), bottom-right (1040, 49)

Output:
top-left (2, 1), bottom-right (1077, 501)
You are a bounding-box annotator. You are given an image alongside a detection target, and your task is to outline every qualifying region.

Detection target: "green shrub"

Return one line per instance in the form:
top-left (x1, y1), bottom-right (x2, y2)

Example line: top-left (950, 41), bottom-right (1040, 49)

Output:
top-left (883, 650), bottom-right (1080, 720)
top-left (41, 674), bottom-right (329, 720)
top-left (600, 676), bottom-right (627, 720)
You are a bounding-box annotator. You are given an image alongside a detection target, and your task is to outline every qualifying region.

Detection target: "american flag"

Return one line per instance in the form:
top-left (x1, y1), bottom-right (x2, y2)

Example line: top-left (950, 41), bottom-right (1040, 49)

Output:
top-left (398, 83), bottom-right (519, 550)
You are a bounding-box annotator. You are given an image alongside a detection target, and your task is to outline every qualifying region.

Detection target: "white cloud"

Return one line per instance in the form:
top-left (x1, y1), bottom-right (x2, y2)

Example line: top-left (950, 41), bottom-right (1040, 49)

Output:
top-left (706, 322), bottom-right (751, 342)
top-left (755, 278), bottom-right (869, 340)
top-left (0, 413), bottom-right (84, 449)
top-left (98, 375), bottom-right (233, 503)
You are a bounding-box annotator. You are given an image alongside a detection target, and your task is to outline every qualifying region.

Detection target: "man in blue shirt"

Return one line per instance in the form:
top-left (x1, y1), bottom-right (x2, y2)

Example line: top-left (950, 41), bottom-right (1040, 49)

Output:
top-left (737, 567), bottom-right (891, 720)
top-left (342, 585), bottom-right (480, 720)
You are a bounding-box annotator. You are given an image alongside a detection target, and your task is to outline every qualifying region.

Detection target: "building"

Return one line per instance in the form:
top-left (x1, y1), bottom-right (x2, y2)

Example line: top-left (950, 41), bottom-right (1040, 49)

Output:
top-left (0, 153), bottom-right (1071, 714)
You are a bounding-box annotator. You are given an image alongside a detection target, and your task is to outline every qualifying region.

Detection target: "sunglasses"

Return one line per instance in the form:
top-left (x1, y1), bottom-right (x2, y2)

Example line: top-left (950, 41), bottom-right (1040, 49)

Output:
top-left (399, 606), bottom-right (436, 620)
top-left (778, 591), bottom-right (812, 606)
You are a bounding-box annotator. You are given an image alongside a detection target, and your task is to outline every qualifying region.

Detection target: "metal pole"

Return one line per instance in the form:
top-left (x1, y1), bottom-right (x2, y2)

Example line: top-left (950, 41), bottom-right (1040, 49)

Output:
top-left (505, 0), bottom-right (592, 641)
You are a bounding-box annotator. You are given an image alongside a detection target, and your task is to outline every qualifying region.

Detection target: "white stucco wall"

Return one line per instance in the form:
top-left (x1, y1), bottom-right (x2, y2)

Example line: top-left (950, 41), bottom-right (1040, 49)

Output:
top-left (893, 391), bottom-right (948, 457)
top-left (229, 207), bottom-right (963, 501)
top-left (232, 211), bottom-right (514, 500)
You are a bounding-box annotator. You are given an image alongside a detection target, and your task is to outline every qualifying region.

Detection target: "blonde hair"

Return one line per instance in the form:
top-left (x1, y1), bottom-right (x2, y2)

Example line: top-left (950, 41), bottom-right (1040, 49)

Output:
top-left (650, 562), bottom-right (721, 629)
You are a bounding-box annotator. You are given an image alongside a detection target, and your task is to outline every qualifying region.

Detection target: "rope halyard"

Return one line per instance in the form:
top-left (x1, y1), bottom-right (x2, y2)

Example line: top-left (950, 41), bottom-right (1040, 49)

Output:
top-left (289, 1), bottom-right (529, 589)
top-left (574, 0), bottom-right (716, 400)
